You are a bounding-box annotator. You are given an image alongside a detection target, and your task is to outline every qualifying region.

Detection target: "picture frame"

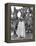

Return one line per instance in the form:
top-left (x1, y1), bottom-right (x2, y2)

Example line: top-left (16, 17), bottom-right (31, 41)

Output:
top-left (5, 3), bottom-right (35, 43)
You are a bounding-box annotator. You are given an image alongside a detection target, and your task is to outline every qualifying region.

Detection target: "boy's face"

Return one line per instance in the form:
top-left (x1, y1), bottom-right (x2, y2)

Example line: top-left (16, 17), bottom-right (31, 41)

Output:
top-left (17, 11), bottom-right (21, 18)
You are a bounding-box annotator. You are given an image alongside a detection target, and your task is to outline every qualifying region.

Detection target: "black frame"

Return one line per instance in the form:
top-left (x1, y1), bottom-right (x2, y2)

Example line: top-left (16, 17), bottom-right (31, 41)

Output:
top-left (5, 3), bottom-right (35, 43)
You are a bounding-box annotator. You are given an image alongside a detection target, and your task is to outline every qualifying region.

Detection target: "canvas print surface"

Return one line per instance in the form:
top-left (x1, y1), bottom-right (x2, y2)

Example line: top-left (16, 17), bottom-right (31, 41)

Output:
top-left (10, 6), bottom-right (33, 40)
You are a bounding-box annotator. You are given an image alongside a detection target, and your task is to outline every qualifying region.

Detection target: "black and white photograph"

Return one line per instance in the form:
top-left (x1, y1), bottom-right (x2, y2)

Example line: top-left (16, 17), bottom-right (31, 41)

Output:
top-left (11, 6), bottom-right (33, 40)
top-left (5, 3), bottom-right (35, 43)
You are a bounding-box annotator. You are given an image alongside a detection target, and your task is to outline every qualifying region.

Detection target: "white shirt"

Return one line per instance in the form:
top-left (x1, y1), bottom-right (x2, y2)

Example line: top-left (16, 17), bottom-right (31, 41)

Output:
top-left (16, 21), bottom-right (25, 37)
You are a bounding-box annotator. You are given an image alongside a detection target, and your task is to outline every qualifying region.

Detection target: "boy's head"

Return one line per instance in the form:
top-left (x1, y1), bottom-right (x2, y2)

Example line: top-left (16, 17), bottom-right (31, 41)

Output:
top-left (17, 11), bottom-right (21, 18)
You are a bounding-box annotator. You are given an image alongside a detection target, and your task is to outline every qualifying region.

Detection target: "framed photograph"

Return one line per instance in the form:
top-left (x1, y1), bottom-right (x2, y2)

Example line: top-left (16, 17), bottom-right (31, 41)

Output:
top-left (5, 3), bottom-right (35, 43)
